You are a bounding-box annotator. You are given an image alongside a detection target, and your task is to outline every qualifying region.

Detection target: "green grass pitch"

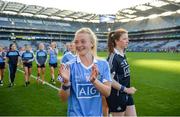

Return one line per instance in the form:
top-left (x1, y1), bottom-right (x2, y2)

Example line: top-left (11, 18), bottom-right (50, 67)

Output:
top-left (0, 52), bottom-right (180, 116)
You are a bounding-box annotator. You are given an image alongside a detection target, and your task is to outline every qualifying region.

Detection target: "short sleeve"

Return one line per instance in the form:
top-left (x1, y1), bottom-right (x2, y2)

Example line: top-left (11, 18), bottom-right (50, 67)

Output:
top-left (101, 61), bottom-right (112, 83)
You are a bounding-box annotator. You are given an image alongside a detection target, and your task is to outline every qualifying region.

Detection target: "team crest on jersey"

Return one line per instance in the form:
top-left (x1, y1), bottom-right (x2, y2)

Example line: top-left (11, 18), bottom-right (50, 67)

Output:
top-left (76, 84), bottom-right (100, 98)
top-left (38, 52), bottom-right (46, 56)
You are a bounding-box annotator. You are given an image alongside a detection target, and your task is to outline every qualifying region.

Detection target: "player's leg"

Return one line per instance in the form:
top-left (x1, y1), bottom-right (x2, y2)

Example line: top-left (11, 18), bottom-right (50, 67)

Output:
top-left (41, 66), bottom-right (45, 84)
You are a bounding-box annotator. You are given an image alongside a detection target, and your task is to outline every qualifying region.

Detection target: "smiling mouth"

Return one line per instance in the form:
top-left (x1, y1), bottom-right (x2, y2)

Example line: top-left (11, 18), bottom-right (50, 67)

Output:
top-left (76, 47), bottom-right (85, 52)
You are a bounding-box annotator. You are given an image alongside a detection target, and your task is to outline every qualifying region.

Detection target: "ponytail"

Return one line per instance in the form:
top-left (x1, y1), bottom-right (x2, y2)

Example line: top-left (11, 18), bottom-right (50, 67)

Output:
top-left (107, 28), bottom-right (128, 55)
top-left (107, 31), bottom-right (115, 55)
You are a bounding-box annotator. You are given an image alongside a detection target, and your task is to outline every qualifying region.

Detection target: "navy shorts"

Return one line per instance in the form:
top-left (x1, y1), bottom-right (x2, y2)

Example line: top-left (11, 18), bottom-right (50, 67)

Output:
top-left (49, 63), bottom-right (57, 68)
top-left (37, 64), bottom-right (45, 68)
top-left (106, 92), bottom-right (134, 112)
top-left (23, 63), bottom-right (32, 68)
top-left (0, 62), bottom-right (5, 69)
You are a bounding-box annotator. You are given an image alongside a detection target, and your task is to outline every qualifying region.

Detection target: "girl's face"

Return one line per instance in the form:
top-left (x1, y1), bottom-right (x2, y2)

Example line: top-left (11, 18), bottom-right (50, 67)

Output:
top-left (26, 46), bottom-right (31, 51)
top-left (74, 33), bottom-right (93, 56)
top-left (11, 44), bottom-right (16, 50)
top-left (116, 33), bottom-right (129, 49)
top-left (69, 43), bottom-right (76, 52)
top-left (51, 42), bottom-right (56, 49)
top-left (39, 43), bottom-right (44, 50)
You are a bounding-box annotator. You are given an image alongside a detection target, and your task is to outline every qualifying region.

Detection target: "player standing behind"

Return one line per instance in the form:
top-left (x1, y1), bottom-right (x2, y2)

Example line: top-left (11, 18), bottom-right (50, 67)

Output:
top-left (0, 46), bottom-right (6, 86)
top-left (48, 42), bottom-right (58, 84)
top-left (6, 43), bottom-right (20, 87)
top-left (106, 28), bottom-right (137, 116)
top-left (21, 45), bottom-right (34, 86)
top-left (35, 43), bottom-right (47, 84)
top-left (61, 42), bottom-right (76, 64)
top-left (63, 42), bottom-right (70, 55)
top-left (59, 28), bottom-right (112, 116)
top-left (19, 46), bottom-right (25, 68)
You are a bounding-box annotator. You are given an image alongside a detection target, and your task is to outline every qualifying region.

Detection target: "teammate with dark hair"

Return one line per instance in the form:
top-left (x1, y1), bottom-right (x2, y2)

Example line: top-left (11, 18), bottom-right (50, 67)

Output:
top-left (6, 43), bottom-right (20, 87)
top-left (106, 28), bottom-right (137, 116)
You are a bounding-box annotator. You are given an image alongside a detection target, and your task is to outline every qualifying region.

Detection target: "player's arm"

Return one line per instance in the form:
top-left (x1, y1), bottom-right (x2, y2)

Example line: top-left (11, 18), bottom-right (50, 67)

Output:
top-left (58, 64), bottom-right (70, 101)
top-left (44, 51), bottom-right (48, 64)
top-left (90, 64), bottom-right (111, 97)
top-left (111, 59), bottom-right (137, 94)
top-left (35, 51), bottom-right (40, 65)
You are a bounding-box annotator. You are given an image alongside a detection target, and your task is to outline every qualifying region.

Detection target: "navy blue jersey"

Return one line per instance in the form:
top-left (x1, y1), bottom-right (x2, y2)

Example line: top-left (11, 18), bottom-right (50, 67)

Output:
top-left (21, 50), bottom-right (34, 63)
top-left (6, 50), bottom-right (20, 65)
top-left (107, 49), bottom-right (130, 88)
top-left (35, 50), bottom-right (47, 65)
top-left (0, 51), bottom-right (6, 63)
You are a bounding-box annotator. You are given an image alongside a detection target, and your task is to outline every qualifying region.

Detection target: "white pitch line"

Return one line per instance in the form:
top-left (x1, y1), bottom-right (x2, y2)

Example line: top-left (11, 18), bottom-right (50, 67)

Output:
top-left (17, 69), bottom-right (60, 91)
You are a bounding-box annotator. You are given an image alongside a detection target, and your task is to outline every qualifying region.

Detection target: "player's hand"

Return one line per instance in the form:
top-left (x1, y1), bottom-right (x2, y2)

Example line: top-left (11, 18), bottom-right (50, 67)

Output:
top-left (124, 87), bottom-right (137, 94)
top-left (90, 64), bottom-right (99, 83)
top-left (59, 64), bottom-right (70, 83)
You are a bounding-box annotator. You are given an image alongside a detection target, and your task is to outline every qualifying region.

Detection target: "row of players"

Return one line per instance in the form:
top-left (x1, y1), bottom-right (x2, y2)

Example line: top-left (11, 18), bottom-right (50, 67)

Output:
top-left (0, 27), bottom-right (137, 116)
top-left (0, 41), bottom-right (75, 87)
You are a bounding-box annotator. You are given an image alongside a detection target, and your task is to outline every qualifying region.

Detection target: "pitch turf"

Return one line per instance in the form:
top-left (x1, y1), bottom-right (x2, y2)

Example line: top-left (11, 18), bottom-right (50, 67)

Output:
top-left (0, 52), bottom-right (180, 116)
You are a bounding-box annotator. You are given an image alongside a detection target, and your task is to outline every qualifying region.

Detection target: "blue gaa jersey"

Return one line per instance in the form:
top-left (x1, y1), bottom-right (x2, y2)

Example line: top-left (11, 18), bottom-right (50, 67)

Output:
top-left (61, 51), bottom-right (76, 64)
top-left (0, 51), bottom-right (6, 63)
top-left (21, 50), bottom-right (34, 63)
top-left (66, 56), bottom-right (112, 116)
top-left (6, 50), bottom-right (20, 65)
top-left (49, 48), bottom-right (58, 64)
top-left (35, 50), bottom-right (47, 65)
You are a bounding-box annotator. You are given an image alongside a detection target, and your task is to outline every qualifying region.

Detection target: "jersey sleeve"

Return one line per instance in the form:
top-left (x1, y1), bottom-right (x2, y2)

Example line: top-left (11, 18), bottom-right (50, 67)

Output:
top-left (28, 52), bottom-right (35, 62)
top-left (35, 51), bottom-right (39, 64)
top-left (61, 53), bottom-right (69, 64)
top-left (101, 61), bottom-right (112, 83)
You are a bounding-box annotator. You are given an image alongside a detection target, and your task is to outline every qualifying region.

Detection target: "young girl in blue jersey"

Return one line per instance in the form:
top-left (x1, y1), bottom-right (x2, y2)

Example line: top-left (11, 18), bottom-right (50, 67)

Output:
top-left (21, 45), bottom-right (34, 86)
top-left (35, 43), bottom-right (47, 84)
top-left (59, 28), bottom-right (112, 116)
top-left (106, 28), bottom-right (137, 116)
top-left (48, 42), bottom-right (58, 84)
top-left (6, 43), bottom-right (20, 87)
top-left (61, 42), bottom-right (76, 64)
top-left (0, 46), bottom-right (6, 86)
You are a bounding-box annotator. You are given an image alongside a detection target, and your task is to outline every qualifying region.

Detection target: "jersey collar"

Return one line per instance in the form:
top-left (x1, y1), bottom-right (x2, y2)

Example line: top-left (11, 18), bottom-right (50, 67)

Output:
top-left (77, 55), bottom-right (97, 69)
top-left (114, 48), bottom-right (124, 57)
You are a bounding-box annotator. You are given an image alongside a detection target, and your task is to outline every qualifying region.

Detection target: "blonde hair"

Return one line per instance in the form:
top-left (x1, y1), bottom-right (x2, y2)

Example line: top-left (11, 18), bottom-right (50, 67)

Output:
top-left (51, 41), bottom-right (57, 48)
top-left (75, 28), bottom-right (97, 57)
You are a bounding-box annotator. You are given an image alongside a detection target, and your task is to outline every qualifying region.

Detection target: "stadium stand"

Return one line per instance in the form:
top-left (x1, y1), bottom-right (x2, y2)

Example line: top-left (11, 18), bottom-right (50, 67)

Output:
top-left (0, 0), bottom-right (179, 52)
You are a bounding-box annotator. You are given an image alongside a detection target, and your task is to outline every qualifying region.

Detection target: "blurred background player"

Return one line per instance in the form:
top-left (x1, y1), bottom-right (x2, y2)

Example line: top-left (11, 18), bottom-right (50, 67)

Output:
top-left (48, 42), bottom-right (58, 84)
top-left (6, 43), bottom-right (20, 87)
top-left (21, 45), bottom-right (34, 86)
top-left (63, 42), bottom-right (70, 55)
top-left (61, 42), bottom-right (76, 64)
top-left (19, 46), bottom-right (25, 68)
top-left (0, 46), bottom-right (6, 86)
top-left (35, 43), bottom-right (47, 84)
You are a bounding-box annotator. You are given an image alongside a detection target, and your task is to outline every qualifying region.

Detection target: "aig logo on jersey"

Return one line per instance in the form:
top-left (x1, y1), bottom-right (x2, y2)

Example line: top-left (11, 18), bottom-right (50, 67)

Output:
top-left (77, 84), bottom-right (100, 98)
